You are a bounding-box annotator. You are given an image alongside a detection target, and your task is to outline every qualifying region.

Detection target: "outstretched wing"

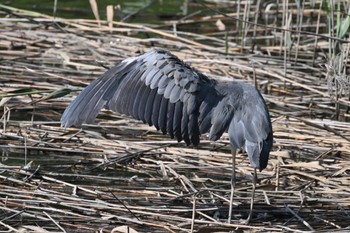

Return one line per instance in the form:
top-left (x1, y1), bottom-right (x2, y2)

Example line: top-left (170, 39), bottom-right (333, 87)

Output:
top-left (61, 49), bottom-right (223, 145)
top-left (61, 49), bottom-right (273, 170)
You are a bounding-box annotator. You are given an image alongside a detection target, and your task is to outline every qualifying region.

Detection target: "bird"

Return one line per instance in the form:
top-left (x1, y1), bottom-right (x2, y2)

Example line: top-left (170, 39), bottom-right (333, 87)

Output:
top-left (61, 49), bottom-right (273, 223)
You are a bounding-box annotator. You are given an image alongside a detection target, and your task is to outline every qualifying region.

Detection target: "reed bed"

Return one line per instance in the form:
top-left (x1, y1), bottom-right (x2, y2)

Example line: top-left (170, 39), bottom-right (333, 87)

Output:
top-left (1, 1), bottom-right (350, 232)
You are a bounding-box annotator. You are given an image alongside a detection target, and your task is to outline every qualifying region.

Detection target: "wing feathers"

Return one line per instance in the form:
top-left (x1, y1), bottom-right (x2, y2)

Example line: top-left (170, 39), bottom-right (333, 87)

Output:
top-left (173, 101), bottom-right (183, 142)
top-left (151, 93), bottom-right (162, 130)
top-left (169, 85), bottom-right (182, 103)
top-left (144, 88), bottom-right (158, 125)
top-left (62, 49), bottom-right (272, 150)
top-left (209, 100), bottom-right (233, 141)
top-left (149, 70), bottom-right (163, 89)
top-left (61, 49), bottom-right (222, 145)
top-left (181, 104), bottom-right (190, 145)
top-left (163, 79), bottom-right (176, 99)
top-left (131, 78), bottom-right (147, 119)
top-left (167, 102), bottom-right (175, 138)
top-left (145, 69), bottom-right (160, 86)
top-left (138, 84), bottom-right (151, 123)
top-left (158, 97), bottom-right (168, 134)
top-left (61, 65), bottom-right (124, 127)
top-left (125, 69), bottom-right (144, 116)
top-left (189, 114), bottom-right (200, 146)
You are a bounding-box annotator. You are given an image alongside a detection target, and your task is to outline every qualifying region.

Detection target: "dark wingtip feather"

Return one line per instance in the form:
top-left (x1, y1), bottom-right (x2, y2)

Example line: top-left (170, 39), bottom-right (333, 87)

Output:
top-left (60, 57), bottom-right (139, 128)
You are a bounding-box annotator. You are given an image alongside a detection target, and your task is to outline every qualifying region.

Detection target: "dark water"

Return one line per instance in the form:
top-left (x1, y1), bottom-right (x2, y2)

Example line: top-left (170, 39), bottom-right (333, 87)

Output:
top-left (6, 0), bottom-right (203, 23)
top-left (5, 0), bottom-right (229, 37)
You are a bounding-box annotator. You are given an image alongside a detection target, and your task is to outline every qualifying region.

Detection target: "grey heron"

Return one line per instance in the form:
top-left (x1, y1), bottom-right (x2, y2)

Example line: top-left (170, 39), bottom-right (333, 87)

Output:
top-left (61, 49), bottom-right (273, 223)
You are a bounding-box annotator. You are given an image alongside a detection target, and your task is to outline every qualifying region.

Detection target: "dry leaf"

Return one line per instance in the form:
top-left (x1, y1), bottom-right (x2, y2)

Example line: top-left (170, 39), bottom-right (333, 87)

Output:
top-left (111, 226), bottom-right (139, 233)
top-left (215, 19), bottom-right (226, 31)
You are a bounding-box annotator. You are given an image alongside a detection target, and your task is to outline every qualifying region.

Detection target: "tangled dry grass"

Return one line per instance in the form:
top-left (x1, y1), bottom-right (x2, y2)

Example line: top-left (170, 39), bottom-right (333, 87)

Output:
top-left (1, 1), bottom-right (350, 232)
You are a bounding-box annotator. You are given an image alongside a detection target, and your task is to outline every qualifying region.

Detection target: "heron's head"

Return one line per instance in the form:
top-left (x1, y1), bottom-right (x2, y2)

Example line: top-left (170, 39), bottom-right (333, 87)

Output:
top-left (243, 132), bottom-right (272, 172)
top-left (258, 131), bottom-right (273, 171)
top-left (227, 90), bottom-right (273, 172)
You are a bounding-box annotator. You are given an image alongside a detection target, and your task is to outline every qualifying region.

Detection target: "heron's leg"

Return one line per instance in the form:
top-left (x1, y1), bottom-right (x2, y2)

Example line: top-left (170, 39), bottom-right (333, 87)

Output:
top-left (246, 167), bottom-right (257, 223)
top-left (228, 146), bottom-right (236, 223)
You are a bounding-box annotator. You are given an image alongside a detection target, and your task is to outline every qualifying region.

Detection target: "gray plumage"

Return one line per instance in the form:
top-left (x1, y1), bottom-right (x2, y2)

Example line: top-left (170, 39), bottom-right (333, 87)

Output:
top-left (61, 49), bottom-right (273, 171)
